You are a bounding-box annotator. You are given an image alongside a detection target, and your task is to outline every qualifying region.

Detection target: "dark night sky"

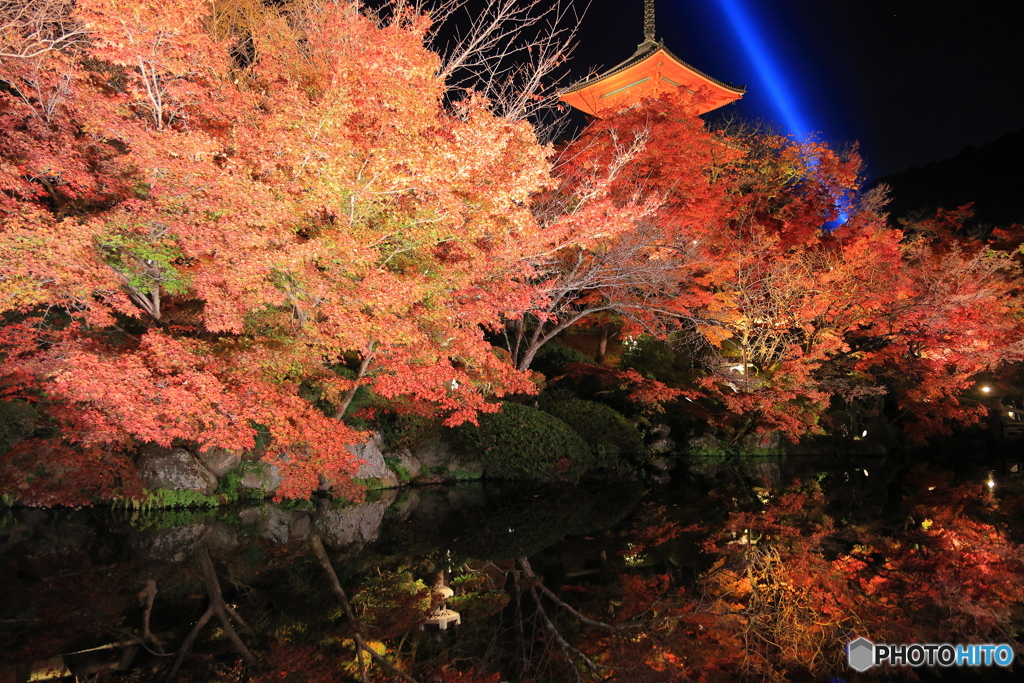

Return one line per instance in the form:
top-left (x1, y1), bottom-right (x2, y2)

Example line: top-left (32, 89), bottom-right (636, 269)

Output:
top-left (562, 0), bottom-right (1024, 179)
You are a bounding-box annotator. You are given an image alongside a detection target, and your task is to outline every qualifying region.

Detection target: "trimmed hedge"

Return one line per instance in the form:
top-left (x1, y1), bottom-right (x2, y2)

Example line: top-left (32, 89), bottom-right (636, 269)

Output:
top-left (539, 397), bottom-right (646, 467)
top-left (450, 402), bottom-right (593, 480)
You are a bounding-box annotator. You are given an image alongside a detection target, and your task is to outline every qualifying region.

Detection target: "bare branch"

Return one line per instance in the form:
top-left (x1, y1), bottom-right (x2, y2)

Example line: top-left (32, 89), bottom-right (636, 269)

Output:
top-left (0, 0), bottom-right (84, 60)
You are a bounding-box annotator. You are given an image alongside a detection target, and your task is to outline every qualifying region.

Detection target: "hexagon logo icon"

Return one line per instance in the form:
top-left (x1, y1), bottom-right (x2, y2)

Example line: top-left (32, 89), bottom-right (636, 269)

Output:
top-left (848, 637), bottom-right (875, 672)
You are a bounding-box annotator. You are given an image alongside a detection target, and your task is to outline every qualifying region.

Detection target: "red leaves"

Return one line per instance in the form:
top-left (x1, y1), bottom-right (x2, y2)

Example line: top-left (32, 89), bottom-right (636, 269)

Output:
top-left (0, 1), bottom-right (562, 501)
top-left (555, 363), bottom-right (681, 412)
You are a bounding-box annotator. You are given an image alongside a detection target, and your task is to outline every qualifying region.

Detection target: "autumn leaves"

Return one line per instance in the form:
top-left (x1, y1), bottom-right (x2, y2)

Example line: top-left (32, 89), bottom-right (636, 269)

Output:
top-left (1, 1), bottom-right (1022, 503)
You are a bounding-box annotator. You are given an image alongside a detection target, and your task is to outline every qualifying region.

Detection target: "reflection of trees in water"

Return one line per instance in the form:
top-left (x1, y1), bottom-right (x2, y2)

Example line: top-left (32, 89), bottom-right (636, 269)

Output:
top-left (4, 468), bottom-right (1024, 681)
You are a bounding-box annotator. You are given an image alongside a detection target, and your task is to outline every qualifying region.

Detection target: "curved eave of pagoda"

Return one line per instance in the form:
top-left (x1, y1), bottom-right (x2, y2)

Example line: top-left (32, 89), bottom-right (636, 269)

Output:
top-left (560, 47), bottom-right (744, 118)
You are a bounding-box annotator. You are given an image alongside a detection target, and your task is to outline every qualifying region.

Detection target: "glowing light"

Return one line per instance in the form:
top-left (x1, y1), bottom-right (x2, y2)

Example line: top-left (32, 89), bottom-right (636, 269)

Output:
top-left (982, 385), bottom-right (992, 393)
top-left (861, 429), bottom-right (868, 438)
top-left (988, 479), bottom-right (996, 489)
top-left (711, 0), bottom-right (849, 230)
top-left (711, 0), bottom-right (810, 137)
top-left (727, 363), bottom-right (756, 375)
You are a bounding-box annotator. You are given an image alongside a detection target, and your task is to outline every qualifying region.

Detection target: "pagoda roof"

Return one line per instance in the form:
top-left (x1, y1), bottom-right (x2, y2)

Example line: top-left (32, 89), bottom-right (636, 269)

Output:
top-left (560, 39), bottom-right (745, 118)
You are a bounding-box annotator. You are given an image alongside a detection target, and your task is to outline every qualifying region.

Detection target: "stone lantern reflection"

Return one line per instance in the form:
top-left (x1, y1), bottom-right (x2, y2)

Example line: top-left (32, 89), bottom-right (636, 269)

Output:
top-left (421, 574), bottom-right (461, 630)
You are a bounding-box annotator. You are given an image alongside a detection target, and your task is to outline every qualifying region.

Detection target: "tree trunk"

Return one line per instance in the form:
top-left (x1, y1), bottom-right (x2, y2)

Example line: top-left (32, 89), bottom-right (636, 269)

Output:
top-left (334, 346), bottom-right (375, 420)
top-left (595, 323), bottom-right (610, 364)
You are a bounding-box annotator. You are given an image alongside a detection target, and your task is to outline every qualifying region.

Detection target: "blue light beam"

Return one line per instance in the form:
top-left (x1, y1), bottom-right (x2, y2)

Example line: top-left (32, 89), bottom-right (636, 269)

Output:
top-left (711, 0), bottom-right (811, 138)
top-left (710, 0), bottom-right (849, 228)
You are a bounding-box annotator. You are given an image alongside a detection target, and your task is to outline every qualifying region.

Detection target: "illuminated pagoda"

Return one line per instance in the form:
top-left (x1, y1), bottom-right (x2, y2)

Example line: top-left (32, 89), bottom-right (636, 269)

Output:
top-left (560, 0), bottom-right (744, 117)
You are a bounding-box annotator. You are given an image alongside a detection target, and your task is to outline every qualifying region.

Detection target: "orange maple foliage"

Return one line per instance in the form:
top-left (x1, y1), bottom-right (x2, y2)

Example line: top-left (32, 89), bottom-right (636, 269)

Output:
top-left (0, 0), bottom-right (551, 500)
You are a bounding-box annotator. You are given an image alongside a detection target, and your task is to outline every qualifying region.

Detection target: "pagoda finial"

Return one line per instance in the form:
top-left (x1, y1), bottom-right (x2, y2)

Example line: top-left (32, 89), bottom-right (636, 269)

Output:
top-left (643, 0), bottom-right (656, 42)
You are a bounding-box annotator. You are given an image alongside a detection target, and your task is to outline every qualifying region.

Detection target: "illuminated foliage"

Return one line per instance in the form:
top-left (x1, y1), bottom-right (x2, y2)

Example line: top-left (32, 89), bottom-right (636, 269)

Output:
top-left (0, 0), bottom-right (553, 501)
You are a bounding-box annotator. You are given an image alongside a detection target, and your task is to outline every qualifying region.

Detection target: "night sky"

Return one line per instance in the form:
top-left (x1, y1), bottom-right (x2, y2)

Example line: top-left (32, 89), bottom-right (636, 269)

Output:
top-left (564, 0), bottom-right (1024, 179)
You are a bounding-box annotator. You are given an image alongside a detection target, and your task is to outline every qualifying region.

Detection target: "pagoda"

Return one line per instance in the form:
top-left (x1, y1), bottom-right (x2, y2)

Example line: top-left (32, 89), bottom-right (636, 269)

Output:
top-left (560, 0), bottom-right (744, 117)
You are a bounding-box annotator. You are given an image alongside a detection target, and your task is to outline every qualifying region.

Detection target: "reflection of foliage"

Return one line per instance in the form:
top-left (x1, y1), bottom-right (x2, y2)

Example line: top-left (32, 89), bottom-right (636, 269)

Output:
top-left (0, 551), bottom-right (132, 665)
top-left (119, 507), bottom-right (214, 532)
top-left (560, 472), bottom-right (1024, 681)
top-left (0, 439), bottom-right (142, 506)
top-left (10, 461), bottom-right (1023, 683)
top-left (352, 571), bottom-right (432, 640)
top-left (449, 589), bottom-right (510, 620)
top-left (451, 402), bottom-right (594, 480)
top-left (250, 642), bottom-right (348, 682)
top-left (449, 484), bottom-right (641, 561)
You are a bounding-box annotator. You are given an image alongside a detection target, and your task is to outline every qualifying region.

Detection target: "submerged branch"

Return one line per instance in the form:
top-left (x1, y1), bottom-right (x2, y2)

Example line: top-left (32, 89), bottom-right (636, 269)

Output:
top-left (311, 534), bottom-right (420, 683)
top-left (167, 547), bottom-right (254, 681)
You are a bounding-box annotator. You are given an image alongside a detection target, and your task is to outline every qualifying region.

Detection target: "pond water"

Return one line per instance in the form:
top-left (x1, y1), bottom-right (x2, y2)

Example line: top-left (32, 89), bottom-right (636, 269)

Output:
top-left (2, 457), bottom-right (1022, 682)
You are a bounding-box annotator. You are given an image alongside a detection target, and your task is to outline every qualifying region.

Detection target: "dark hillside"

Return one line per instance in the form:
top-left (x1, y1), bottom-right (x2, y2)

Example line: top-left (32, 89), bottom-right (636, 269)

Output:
top-left (873, 126), bottom-right (1024, 230)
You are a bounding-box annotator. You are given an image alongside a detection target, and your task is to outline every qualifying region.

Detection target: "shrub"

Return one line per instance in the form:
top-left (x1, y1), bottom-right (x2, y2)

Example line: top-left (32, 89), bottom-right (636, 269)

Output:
top-left (621, 334), bottom-right (695, 386)
top-left (384, 457), bottom-right (413, 484)
top-left (531, 341), bottom-right (594, 377)
top-left (374, 411), bottom-right (441, 453)
top-left (450, 402), bottom-right (593, 480)
top-left (539, 397), bottom-right (646, 467)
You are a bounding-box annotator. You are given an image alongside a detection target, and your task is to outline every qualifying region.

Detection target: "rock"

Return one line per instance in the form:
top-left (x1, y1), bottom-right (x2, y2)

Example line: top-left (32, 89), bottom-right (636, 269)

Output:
top-left (341, 433), bottom-right (400, 488)
top-left (649, 457), bottom-right (675, 472)
top-left (135, 522), bottom-right (207, 563)
top-left (289, 513), bottom-right (312, 540)
top-left (137, 445), bottom-right (218, 495)
top-left (258, 505), bottom-right (292, 545)
top-left (197, 448), bottom-right (242, 477)
top-left (446, 458), bottom-right (484, 481)
top-left (393, 451), bottom-right (423, 479)
top-left (239, 505), bottom-right (292, 544)
top-left (347, 432), bottom-right (390, 479)
top-left (745, 431), bottom-right (780, 451)
top-left (411, 439), bottom-right (454, 471)
top-left (649, 423), bottom-right (672, 438)
top-left (314, 491), bottom-right (396, 548)
top-left (687, 435), bottom-right (721, 452)
top-left (649, 437), bottom-right (676, 454)
top-left (239, 463), bottom-right (283, 495)
top-left (205, 521), bottom-right (239, 553)
top-left (30, 520), bottom-right (94, 554)
top-left (398, 439), bottom-right (482, 484)
top-left (416, 468), bottom-right (447, 485)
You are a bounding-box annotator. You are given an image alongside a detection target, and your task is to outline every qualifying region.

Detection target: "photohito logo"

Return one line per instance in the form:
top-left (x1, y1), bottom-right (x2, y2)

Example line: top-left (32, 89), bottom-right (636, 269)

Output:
top-left (847, 637), bottom-right (1015, 671)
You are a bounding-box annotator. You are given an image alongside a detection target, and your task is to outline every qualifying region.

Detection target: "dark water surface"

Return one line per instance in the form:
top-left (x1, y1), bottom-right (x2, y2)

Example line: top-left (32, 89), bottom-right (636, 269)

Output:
top-left (2, 459), bottom-right (1021, 682)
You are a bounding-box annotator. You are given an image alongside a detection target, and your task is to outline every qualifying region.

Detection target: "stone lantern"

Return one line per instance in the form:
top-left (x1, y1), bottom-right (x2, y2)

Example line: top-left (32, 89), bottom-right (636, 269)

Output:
top-left (421, 576), bottom-right (461, 630)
